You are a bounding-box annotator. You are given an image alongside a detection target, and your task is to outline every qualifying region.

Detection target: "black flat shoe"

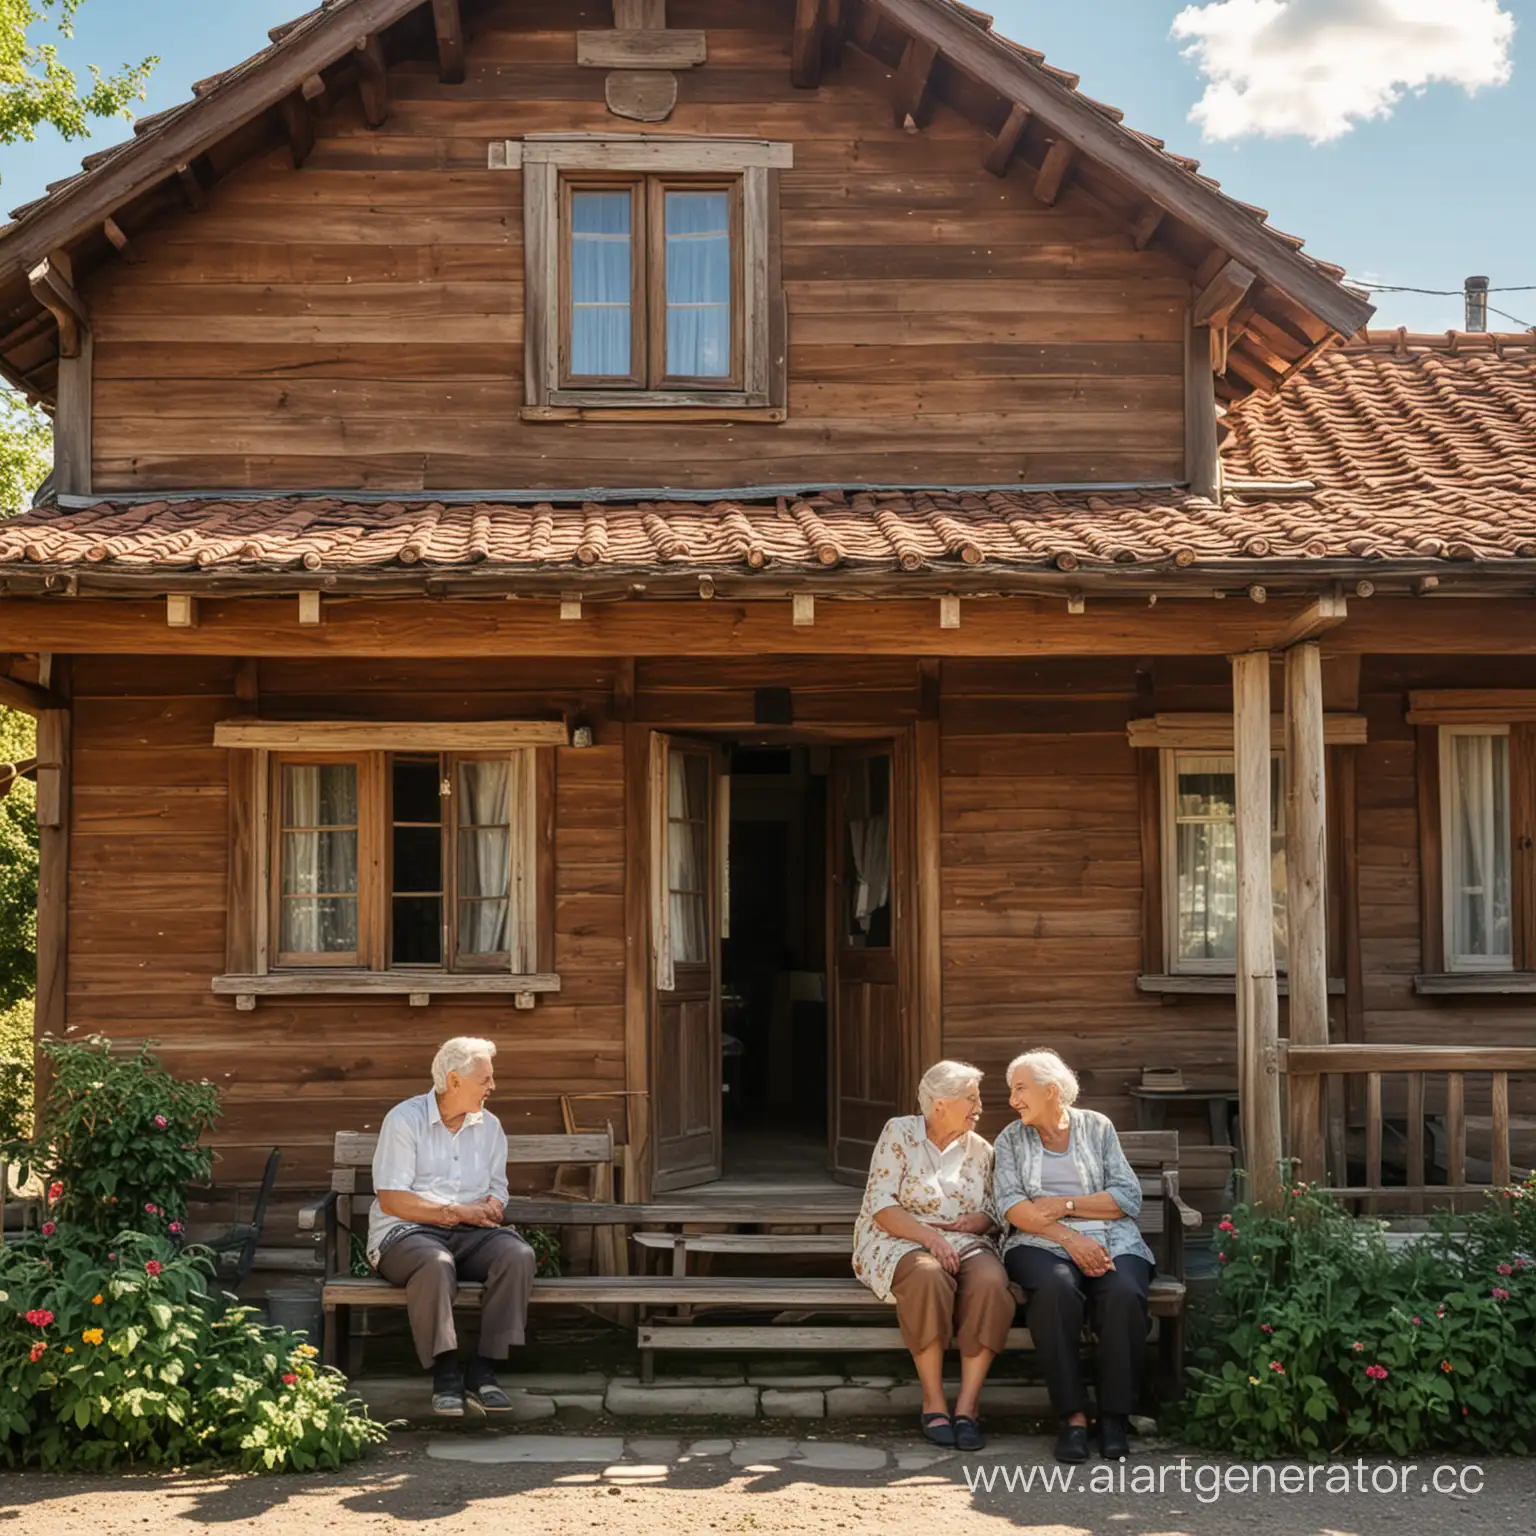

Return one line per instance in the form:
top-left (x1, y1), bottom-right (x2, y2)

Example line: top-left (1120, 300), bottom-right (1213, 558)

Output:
top-left (1054, 1423), bottom-right (1090, 1464)
top-left (953, 1415), bottom-right (986, 1452)
top-left (1099, 1415), bottom-right (1131, 1460)
top-left (467, 1379), bottom-right (515, 1413)
top-left (921, 1412), bottom-right (956, 1448)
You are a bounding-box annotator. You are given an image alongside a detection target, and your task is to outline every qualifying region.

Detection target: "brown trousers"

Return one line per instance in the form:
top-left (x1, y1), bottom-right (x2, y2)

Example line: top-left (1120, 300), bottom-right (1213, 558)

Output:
top-left (890, 1248), bottom-right (1015, 1357)
top-left (375, 1226), bottom-right (537, 1369)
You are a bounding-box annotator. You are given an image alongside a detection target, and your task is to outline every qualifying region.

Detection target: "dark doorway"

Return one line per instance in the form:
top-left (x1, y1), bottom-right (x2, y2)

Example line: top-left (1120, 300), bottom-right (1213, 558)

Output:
top-left (721, 744), bottom-right (829, 1179)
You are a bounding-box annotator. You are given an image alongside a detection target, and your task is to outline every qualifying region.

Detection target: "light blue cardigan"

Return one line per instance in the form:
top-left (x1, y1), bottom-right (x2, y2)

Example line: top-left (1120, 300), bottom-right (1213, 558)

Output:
top-left (991, 1107), bottom-right (1155, 1267)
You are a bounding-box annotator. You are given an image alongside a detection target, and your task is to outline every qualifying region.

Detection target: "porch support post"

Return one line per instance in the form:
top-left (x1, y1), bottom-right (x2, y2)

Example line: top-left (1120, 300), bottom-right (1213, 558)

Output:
top-left (914, 660), bottom-right (943, 1076)
top-left (622, 717), bottom-right (654, 1202)
top-left (1284, 641), bottom-right (1329, 1185)
top-left (1232, 650), bottom-right (1283, 1210)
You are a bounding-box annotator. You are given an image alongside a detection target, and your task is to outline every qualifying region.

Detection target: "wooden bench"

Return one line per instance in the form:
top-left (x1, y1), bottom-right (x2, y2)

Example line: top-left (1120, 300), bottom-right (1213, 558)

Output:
top-left (299, 1127), bottom-right (624, 1370)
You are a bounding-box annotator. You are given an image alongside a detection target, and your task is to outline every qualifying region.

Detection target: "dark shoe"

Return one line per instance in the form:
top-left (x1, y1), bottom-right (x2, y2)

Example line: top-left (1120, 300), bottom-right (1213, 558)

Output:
top-left (920, 1412), bottom-right (956, 1448)
top-left (1099, 1415), bottom-right (1131, 1460)
top-left (1054, 1422), bottom-right (1090, 1464)
top-left (953, 1415), bottom-right (986, 1452)
top-left (467, 1377), bottom-right (515, 1414)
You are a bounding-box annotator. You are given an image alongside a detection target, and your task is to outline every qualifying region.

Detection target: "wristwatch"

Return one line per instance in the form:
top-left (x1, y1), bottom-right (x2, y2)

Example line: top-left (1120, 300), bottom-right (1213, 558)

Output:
top-left (1064, 1199), bottom-right (1077, 1214)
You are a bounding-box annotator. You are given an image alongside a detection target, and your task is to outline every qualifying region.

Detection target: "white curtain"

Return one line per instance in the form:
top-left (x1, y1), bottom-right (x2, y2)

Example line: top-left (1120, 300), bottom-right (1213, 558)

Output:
top-left (1451, 733), bottom-right (1511, 963)
top-left (668, 752), bottom-right (709, 963)
top-left (571, 190), bottom-right (633, 377)
top-left (848, 816), bottom-right (891, 932)
top-left (280, 763), bottom-right (358, 954)
top-left (457, 759), bottom-right (511, 956)
top-left (664, 191), bottom-right (731, 379)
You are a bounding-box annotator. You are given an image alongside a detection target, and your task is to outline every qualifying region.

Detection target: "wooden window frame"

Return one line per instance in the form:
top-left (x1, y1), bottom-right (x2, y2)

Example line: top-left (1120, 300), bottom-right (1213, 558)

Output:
top-left (227, 745), bottom-right (556, 990)
top-left (559, 178), bottom-right (647, 392)
top-left (516, 135), bottom-right (790, 420)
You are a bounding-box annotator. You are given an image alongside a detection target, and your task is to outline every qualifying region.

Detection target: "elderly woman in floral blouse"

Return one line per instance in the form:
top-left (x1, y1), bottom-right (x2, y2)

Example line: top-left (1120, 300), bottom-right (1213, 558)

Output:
top-left (852, 1060), bottom-right (1015, 1451)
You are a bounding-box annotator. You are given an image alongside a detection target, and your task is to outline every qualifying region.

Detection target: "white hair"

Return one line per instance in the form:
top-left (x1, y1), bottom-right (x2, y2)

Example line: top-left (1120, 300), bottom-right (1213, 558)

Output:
top-left (1006, 1049), bottom-right (1080, 1107)
top-left (431, 1037), bottom-right (497, 1092)
top-left (917, 1059), bottom-right (983, 1117)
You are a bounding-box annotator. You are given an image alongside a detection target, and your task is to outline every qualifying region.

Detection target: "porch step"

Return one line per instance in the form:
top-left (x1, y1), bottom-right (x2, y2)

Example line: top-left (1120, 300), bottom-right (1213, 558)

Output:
top-left (634, 1233), bottom-right (852, 1256)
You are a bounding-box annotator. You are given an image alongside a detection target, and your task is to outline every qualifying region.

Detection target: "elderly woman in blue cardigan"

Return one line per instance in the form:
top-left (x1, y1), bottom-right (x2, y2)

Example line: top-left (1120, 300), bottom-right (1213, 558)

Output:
top-left (992, 1049), bottom-right (1155, 1466)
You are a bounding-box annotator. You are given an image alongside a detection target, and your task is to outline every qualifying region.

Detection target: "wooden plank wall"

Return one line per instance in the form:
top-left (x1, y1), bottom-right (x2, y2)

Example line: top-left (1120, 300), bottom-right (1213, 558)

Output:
top-left (84, 0), bottom-right (1188, 492)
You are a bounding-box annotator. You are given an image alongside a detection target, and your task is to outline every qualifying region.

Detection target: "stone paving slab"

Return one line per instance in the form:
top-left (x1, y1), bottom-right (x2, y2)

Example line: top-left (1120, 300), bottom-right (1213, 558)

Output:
top-left (428, 1435), bottom-right (627, 1464)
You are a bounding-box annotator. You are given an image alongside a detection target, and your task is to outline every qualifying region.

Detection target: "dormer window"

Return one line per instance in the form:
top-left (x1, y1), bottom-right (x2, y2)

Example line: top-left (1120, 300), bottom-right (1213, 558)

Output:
top-left (507, 135), bottom-right (791, 419)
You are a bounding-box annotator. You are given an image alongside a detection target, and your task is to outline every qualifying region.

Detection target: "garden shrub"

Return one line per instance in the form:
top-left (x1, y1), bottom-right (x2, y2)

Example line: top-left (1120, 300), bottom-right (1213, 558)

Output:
top-left (2, 1036), bottom-right (389, 1472)
top-left (1174, 1174), bottom-right (1536, 1458)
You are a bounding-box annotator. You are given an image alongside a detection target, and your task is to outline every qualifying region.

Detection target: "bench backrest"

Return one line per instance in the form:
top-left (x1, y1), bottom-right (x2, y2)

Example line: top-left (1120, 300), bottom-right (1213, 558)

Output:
top-left (330, 1125), bottom-right (618, 1199)
top-left (1118, 1130), bottom-right (1184, 1274)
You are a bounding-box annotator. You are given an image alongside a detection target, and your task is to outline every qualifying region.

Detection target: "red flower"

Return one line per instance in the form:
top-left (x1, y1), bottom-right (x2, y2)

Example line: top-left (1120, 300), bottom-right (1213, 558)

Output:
top-left (281, 1373), bottom-right (297, 1386)
top-left (144, 1203), bottom-right (158, 1215)
top-left (1260, 1323), bottom-right (1274, 1334)
top-left (28, 1342), bottom-right (46, 1364)
top-left (1218, 1219), bottom-right (1236, 1233)
top-left (1218, 1252), bottom-right (1228, 1263)
top-left (1497, 1262), bottom-right (1514, 1276)
top-left (47, 1181), bottom-right (63, 1203)
top-left (1365, 1363), bottom-right (1389, 1381)
top-left (153, 1115), bottom-right (167, 1129)
top-left (1441, 1360), bottom-right (1454, 1373)
top-left (145, 1260), bottom-right (162, 1277)
top-left (1492, 1287), bottom-right (1511, 1301)
top-left (23, 1309), bottom-right (54, 1328)
top-left (1269, 1361), bottom-right (1284, 1374)
top-left (168, 1222), bottom-right (182, 1235)
top-left (1463, 1407), bottom-right (1470, 1416)
top-left (40, 1222), bottom-right (55, 1237)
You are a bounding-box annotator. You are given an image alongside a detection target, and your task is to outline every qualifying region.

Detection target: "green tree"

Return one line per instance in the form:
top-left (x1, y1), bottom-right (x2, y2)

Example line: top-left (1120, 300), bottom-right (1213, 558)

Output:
top-left (0, 391), bottom-right (51, 511)
top-left (0, 0), bottom-right (154, 156)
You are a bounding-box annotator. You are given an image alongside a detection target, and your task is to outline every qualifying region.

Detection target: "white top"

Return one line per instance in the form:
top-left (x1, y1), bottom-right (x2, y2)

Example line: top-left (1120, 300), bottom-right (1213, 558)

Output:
top-left (367, 1091), bottom-right (510, 1266)
top-left (1041, 1131), bottom-right (1110, 1245)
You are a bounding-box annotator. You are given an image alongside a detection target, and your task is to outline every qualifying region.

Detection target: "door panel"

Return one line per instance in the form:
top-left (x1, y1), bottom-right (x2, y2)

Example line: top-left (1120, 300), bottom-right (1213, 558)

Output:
top-left (650, 733), bottom-right (724, 1192)
top-left (830, 744), bottom-right (904, 1181)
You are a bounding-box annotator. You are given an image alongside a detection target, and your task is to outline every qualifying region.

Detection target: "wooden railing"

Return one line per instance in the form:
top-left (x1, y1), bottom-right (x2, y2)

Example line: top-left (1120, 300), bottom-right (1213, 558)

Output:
top-left (1281, 1044), bottom-right (1536, 1210)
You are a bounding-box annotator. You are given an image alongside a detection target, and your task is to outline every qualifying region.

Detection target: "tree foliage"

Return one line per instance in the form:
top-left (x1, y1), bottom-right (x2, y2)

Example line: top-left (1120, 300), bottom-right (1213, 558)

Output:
top-left (0, 391), bottom-right (51, 513)
top-left (0, 0), bottom-right (155, 156)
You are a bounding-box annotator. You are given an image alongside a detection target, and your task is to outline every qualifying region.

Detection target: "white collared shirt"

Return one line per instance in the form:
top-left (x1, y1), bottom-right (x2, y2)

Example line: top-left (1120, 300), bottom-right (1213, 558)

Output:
top-left (367, 1091), bottom-right (510, 1265)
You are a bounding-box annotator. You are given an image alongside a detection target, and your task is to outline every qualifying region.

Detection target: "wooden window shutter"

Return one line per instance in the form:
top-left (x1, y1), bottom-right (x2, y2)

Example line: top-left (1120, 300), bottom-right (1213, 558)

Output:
top-left (648, 733), bottom-right (674, 992)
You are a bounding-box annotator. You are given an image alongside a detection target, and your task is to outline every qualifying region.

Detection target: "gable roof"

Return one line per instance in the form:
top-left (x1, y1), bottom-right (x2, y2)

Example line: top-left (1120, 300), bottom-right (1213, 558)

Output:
top-left (0, 0), bottom-right (1371, 408)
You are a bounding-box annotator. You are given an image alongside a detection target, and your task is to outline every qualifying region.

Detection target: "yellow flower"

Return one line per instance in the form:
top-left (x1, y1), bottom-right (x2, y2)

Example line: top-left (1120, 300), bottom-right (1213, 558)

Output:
top-left (1248, 1376), bottom-right (1261, 1385)
top-left (91, 1295), bottom-right (103, 1306)
top-left (82, 1328), bottom-right (104, 1346)
top-left (295, 1343), bottom-right (318, 1358)
top-left (64, 1346), bottom-right (74, 1354)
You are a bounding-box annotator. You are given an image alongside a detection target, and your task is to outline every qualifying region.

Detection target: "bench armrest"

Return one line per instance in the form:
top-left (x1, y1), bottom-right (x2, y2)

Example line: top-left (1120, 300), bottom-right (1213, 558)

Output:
top-left (298, 1190), bottom-right (338, 1232)
top-left (298, 1191), bottom-right (347, 1280)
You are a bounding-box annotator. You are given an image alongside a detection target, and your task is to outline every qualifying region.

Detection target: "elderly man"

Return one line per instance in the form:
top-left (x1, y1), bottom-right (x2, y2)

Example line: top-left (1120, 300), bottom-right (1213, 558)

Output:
top-left (369, 1036), bottom-right (535, 1415)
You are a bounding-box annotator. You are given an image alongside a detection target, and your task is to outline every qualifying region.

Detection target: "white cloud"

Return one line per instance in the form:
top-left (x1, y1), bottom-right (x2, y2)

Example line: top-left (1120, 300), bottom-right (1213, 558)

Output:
top-left (1172, 0), bottom-right (1516, 142)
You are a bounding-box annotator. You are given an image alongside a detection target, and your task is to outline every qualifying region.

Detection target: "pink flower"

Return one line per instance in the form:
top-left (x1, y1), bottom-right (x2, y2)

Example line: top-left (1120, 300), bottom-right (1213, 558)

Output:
top-left (1260, 1323), bottom-right (1274, 1334)
top-left (168, 1222), bottom-right (182, 1235)
top-left (1269, 1361), bottom-right (1285, 1374)
top-left (23, 1309), bottom-right (54, 1329)
top-left (1463, 1407), bottom-right (1470, 1416)
top-left (47, 1181), bottom-right (63, 1203)
top-left (1492, 1287), bottom-right (1510, 1301)
top-left (1365, 1363), bottom-right (1389, 1381)
top-left (145, 1261), bottom-right (162, 1278)
top-left (153, 1115), bottom-right (167, 1129)
top-left (1218, 1252), bottom-right (1228, 1263)
top-left (107, 1253), bottom-right (117, 1261)
top-left (281, 1373), bottom-right (297, 1386)
top-left (1411, 1317), bottom-right (1421, 1326)
top-left (144, 1204), bottom-right (158, 1215)
top-left (28, 1342), bottom-right (46, 1364)
top-left (1497, 1262), bottom-right (1514, 1276)
top-left (1352, 1341), bottom-right (1364, 1351)
top-left (40, 1222), bottom-right (55, 1237)
top-left (1437, 1309), bottom-right (1446, 1319)
top-left (1218, 1219), bottom-right (1236, 1233)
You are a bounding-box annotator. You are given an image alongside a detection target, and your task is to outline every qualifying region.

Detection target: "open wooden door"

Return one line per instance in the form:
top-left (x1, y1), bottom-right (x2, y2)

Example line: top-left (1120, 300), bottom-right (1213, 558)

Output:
top-left (649, 733), bottom-right (726, 1193)
top-left (829, 743), bottom-right (906, 1181)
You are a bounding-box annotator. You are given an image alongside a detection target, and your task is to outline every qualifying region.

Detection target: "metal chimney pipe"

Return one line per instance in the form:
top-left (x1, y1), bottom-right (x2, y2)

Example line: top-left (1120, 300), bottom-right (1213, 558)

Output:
top-left (1465, 276), bottom-right (1490, 332)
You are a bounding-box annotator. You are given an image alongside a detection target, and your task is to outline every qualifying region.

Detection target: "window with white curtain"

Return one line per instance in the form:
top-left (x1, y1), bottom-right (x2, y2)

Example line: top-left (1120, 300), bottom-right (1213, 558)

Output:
top-left (561, 175), bottom-right (742, 391)
top-left (271, 750), bottom-right (542, 975)
top-left (1440, 726), bottom-right (1513, 971)
top-left (1162, 750), bottom-right (1288, 973)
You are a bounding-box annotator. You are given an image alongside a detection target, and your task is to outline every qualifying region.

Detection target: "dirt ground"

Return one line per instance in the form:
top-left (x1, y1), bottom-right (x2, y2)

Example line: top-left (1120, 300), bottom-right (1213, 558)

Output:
top-left (1, 1432), bottom-right (1533, 1536)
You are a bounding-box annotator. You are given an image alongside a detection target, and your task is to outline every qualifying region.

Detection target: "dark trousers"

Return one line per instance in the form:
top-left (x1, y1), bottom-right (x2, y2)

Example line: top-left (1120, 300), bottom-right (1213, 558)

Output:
top-left (375, 1226), bottom-right (536, 1369)
top-left (1004, 1244), bottom-right (1154, 1418)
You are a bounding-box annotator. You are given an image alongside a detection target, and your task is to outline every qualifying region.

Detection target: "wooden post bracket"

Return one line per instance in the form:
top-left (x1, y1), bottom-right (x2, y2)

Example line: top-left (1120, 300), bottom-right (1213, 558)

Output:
top-left (27, 255), bottom-right (88, 359)
top-left (579, 0), bottom-right (706, 124)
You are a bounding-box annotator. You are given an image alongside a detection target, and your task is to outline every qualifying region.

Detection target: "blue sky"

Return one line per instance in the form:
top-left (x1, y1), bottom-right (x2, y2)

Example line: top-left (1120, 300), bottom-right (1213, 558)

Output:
top-left (0, 0), bottom-right (1529, 333)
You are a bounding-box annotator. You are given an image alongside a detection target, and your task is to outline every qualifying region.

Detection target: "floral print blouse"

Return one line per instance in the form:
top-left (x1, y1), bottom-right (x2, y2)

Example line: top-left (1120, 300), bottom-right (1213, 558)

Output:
top-left (852, 1115), bottom-right (1000, 1302)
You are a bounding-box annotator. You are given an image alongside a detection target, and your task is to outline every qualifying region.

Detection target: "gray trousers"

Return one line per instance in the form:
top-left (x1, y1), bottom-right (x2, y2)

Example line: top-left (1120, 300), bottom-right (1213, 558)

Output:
top-left (375, 1226), bottom-right (537, 1369)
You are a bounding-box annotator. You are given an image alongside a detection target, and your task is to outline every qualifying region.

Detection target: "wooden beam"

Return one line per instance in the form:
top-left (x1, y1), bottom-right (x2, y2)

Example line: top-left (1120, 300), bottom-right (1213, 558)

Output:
top-left (1275, 593), bottom-right (1347, 647)
top-left (891, 37), bottom-right (939, 129)
top-left (1284, 641), bottom-right (1329, 1186)
top-left (0, 597), bottom-right (1394, 659)
top-left (860, 0), bottom-right (1374, 337)
top-left (915, 663), bottom-right (943, 1078)
top-left (175, 162), bottom-right (207, 210)
top-left (938, 595), bottom-right (961, 630)
top-left (431, 0), bottom-right (466, 85)
top-left (35, 682), bottom-right (69, 1099)
top-left (614, 0), bottom-right (665, 23)
top-left (792, 594), bottom-right (816, 628)
top-left (166, 595), bottom-right (198, 628)
top-left (27, 255), bottom-right (87, 359)
top-left (354, 35), bottom-right (390, 128)
top-left (1233, 649), bottom-right (1283, 1212)
top-left (983, 102), bottom-right (1030, 177)
top-left (578, 31), bottom-right (706, 68)
top-left (1132, 205), bottom-right (1166, 250)
top-left (102, 217), bottom-right (139, 262)
top-left (276, 92), bottom-right (315, 169)
top-left (1185, 312), bottom-right (1220, 501)
top-left (1195, 259), bottom-right (1258, 330)
top-left (623, 720), bottom-right (654, 1200)
top-left (792, 0), bottom-right (827, 88)
top-left (0, 673), bottom-right (64, 714)
top-left (1033, 140), bottom-right (1074, 206)
top-left (298, 590), bottom-right (323, 626)
top-left (1282, 1044), bottom-right (1536, 1075)
top-left (213, 720), bottom-right (569, 750)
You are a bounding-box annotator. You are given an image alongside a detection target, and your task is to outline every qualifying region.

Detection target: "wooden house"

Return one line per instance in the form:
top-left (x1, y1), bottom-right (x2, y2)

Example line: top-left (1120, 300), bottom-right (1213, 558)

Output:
top-left (0, 0), bottom-right (1534, 1239)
